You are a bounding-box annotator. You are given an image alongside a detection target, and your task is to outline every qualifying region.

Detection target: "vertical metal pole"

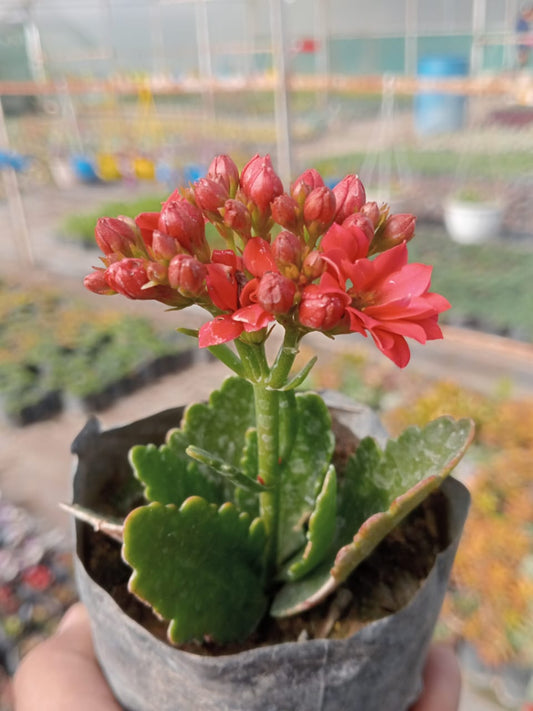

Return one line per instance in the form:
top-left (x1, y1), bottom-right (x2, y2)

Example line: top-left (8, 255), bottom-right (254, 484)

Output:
top-left (404, 0), bottom-right (418, 76)
top-left (0, 99), bottom-right (34, 267)
top-left (471, 0), bottom-right (487, 74)
top-left (269, 0), bottom-right (292, 185)
top-left (315, 0), bottom-right (329, 108)
top-left (195, 0), bottom-right (215, 119)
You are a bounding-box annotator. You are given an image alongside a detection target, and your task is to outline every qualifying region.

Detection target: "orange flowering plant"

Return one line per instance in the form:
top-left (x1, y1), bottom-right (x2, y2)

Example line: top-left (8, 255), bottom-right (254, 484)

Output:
top-left (82, 154), bottom-right (474, 645)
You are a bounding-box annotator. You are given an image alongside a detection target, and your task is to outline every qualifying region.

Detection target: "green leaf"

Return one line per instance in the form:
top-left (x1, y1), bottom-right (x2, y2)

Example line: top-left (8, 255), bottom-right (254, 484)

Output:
top-left (284, 464), bottom-right (337, 581)
top-left (271, 416), bottom-right (474, 617)
top-left (273, 355), bottom-right (317, 391)
top-left (185, 445), bottom-right (269, 493)
top-left (129, 431), bottom-right (223, 506)
top-left (183, 377), bottom-right (255, 469)
top-left (123, 497), bottom-right (267, 644)
top-left (129, 377), bottom-right (257, 508)
top-left (276, 391), bottom-right (335, 565)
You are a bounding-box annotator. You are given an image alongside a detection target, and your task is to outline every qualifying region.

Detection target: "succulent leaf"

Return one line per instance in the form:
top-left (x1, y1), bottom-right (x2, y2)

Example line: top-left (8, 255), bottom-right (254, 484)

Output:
top-left (185, 444), bottom-right (269, 493)
top-left (271, 416), bottom-right (475, 617)
top-left (276, 391), bottom-right (335, 564)
top-left (284, 464), bottom-right (337, 582)
top-left (130, 377), bottom-right (257, 508)
top-left (123, 497), bottom-right (267, 644)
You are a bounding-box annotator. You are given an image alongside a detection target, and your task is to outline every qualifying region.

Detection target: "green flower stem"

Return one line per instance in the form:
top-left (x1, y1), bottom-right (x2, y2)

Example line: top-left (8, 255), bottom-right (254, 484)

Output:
top-left (253, 379), bottom-right (280, 581)
top-left (267, 327), bottom-right (302, 390)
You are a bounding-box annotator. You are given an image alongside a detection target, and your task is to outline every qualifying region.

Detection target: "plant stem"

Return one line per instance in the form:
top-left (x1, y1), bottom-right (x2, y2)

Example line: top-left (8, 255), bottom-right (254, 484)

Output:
top-left (268, 327), bottom-right (301, 389)
top-left (253, 378), bottom-right (280, 581)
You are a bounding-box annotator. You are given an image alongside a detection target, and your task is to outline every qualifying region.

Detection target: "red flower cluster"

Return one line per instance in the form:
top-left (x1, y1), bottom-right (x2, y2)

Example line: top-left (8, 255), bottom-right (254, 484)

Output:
top-left (85, 154), bottom-right (449, 367)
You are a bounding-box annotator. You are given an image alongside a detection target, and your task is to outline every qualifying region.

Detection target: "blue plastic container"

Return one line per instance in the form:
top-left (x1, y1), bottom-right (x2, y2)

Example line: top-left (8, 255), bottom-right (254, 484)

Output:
top-left (71, 155), bottom-right (100, 183)
top-left (415, 55), bottom-right (468, 135)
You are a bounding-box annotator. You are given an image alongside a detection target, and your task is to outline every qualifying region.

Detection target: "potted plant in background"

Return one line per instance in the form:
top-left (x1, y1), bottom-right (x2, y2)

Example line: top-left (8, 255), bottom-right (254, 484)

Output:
top-left (443, 186), bottom-right (505, 244)
top-left (70, 153), bottom-right (474, 711)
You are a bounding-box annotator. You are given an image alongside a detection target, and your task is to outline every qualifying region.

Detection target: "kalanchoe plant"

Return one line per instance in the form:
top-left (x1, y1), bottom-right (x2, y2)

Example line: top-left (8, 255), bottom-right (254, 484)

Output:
top-left (81, 153), bottom-right (474, 646)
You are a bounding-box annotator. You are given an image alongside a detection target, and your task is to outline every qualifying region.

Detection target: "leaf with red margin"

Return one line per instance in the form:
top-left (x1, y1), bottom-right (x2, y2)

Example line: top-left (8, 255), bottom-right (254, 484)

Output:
top-left (270, 416), bottom-right (475, 617)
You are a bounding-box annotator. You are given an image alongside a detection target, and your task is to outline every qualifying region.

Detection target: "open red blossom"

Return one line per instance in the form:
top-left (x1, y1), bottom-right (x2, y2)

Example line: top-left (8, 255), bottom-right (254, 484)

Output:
top-left (328, 242), bottom-right (450, 367)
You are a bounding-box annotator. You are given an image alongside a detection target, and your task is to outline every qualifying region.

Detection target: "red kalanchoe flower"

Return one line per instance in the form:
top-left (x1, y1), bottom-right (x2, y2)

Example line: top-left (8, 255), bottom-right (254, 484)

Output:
top-left (342, 212), bottom-right (375, 244)
top-left (240, 154), bottom-right (283, 213)
top-left (303, 186), bottom-right (336, 240)
top-left (332, 174), bottom-right (366, 223)
top-left (95, 217), bottom-right (139, 256)
top-left (370, 213), bottom-right (416, 255)
top-left (105, 258), bottom-right (184, 306)
top-left (256, 272), bottom-right (296, 314)
top-left (328, 242), bottom-right (450, 367)
top-left (272, 230), bottom-right (302, 270)
top-left (299, 273), bottom-right (351, 331)
top-left (135, 211), bottom-right (159, 249)
top-left (158, 198), bottom-right (210, 262)
top-left (223, 199), bottom-right (252, 240)
top-left (168, 254), bottom-right (207, 296)
top-left (271, 193), bottom-right (300, 232)
top-left (194, 177), bottom-right (228, 214)
top-left (291, 168), bottom-right (324, 203)
top-left (320, 222), bottom-right (369, 267)
top-left (207, 154), bottom-right (240, 196)
top-left (84, 269), bottom-right (116, 295)
top-left (359, 201), bottom-right (381, 228)
top-left (151, 230), bottom-right (179, 261)
top-left (199, 238), bottom-right (284, 347)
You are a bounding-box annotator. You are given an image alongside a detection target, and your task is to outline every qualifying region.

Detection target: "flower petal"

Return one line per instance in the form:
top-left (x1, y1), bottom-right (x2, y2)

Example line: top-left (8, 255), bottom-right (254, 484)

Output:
top-left (198, 316), bottom-right (243, 347)
top-left (243, 237), bottom-right (278, 277)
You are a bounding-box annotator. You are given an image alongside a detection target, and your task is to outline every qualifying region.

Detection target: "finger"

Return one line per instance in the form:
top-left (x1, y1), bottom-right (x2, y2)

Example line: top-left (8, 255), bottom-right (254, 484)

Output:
top-left (13, 603), bottom-right (121, 711)
top-left (410, 644), bottom-right (462, 711)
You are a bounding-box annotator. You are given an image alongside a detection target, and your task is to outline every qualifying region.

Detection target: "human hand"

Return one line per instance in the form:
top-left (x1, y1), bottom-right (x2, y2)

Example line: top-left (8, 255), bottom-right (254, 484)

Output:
top-left (410, 643), bottom-right (462, 711)
top-left (13, 603), bottom-right (121, 711)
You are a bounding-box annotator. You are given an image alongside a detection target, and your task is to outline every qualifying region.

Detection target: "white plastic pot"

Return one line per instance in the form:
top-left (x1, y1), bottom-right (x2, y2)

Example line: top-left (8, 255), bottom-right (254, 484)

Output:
top-left (444, 199), bottom-right (504, 244)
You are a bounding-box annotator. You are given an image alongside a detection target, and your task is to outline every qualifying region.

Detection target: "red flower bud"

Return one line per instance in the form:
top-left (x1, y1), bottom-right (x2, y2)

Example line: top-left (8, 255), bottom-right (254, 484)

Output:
top-left (240, 154), bottom-right (283, 213)
top-left (370, 213), bottom-right (416, 255)
top-left (299, 286), bottom-right (347, 331)
top-left (95, 217), bottom-right (138, 256)
top-left (152, 230), bottom-right (179, 260)
top-left (146, 261), bottom-right (168, 284)
top-left (194, 177), bottom-right (228, 214)
top-left (359, 201), bottom-right (381, 228)
top-left (84, 270), bottom-right (116, 295)
top-left (272, 230), bottom-right (302, 267)
top-left (223, 199), bottom-right (252, 239)
top-left (105, 258), bottom-right (154, 299)
top-left (158, 198), bottom-right (210, 262)
top-left (207, 154), bottom-right (240, 195)
top-left (303, 186), bottom-right (336, 238)
top-left (332, 174), bottom-right (366, 223)
top-left (291, 168), bottom-right (324, 203)
top-left (271, 193), bottom-right (300, 231)
top-left (168, 254), bottom-right (207, 296)
top-left (342, 213), bottom-right (375, 243)
top-left (256, 272), bottom-right (296, 314)
top-left (302, 250), bottom-right (326, 281)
